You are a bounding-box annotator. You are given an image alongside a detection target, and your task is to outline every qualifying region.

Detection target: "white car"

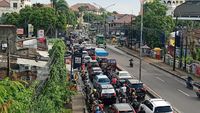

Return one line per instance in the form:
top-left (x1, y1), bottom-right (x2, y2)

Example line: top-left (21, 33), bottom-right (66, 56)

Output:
top-left (83, 55), bottom-right (91, 63)
top-left (139, 98), bottom-right (173, 113)
top-left (115, 71), bottom-right (132, 80)
top-left (82, 51), bottom-right (88, 58)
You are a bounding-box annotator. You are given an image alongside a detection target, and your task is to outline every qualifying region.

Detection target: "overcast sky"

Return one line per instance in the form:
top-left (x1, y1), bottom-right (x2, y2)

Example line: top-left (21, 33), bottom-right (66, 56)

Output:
top-left (32, 0), bottom-right (141, 15)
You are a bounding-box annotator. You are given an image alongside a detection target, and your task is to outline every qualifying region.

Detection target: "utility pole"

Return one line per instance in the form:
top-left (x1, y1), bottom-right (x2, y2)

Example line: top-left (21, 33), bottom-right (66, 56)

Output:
top-left (173, 17), bottom-right (178, 71)
top-left (7, 37), bottom-right (10, 77)
top-left (139, 0), bottom-right (144, 82)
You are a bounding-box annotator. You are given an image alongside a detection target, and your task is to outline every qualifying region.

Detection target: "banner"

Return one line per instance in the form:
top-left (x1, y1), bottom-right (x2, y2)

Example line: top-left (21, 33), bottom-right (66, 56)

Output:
top-left (37, 30), bottom-right (44, 38)
top-left (28, 24), bottom-right (34, 37)
top-left (16, 28), bottom-right (24, 35)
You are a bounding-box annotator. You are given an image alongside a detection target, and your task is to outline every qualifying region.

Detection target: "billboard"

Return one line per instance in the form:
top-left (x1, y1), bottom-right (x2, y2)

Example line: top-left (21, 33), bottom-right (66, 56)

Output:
top-left (37, 30), bottom-right (44, 38)
top-left (16, 28), bottom-right (24, 35)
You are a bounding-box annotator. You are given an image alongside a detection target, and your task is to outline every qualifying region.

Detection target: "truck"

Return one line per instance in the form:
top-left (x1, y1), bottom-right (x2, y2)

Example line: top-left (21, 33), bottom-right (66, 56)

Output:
top-left (96, 34), bottom-right (106, 48)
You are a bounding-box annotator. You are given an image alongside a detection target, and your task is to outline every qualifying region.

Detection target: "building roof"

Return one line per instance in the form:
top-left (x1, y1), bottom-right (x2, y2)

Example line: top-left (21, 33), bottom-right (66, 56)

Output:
top-left (174, 1), bottom-right (200, 17)
top-left (0, 0), bottom-right (10, 7)
top-left (113, 14), bottom-right (135, 24)
top-left (70, 3), bottom-right (98, 12)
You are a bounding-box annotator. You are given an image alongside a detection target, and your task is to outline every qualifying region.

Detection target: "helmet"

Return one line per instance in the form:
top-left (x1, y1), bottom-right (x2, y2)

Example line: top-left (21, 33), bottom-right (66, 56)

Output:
top-left (132, 92), bottom-right (136, 95)
top-left (93, 89), bottom-right (97, 92)
top-left (96, 106), bottom-right (100, 111)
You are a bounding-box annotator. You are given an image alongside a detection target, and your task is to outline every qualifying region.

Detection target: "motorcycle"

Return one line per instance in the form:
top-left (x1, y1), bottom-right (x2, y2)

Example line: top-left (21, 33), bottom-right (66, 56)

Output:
top-left (129, 59), bottom-right (133, 67)
top-left (186, 76), bottom-right (193, 89)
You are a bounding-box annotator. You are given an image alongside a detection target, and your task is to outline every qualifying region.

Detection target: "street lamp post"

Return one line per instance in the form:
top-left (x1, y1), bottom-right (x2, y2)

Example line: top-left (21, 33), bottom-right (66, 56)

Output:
top-left (139, 0), bottom-right (144, 82)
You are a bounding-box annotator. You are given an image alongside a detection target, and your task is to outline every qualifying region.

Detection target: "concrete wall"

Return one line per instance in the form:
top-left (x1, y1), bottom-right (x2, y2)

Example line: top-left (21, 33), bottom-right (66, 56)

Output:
top-left (0, 25), bottom-right (17, 54)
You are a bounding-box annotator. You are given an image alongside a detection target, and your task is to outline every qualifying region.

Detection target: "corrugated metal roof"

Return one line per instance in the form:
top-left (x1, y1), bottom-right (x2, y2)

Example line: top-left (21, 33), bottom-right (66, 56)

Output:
top-left (174, 1), bottom-right (200, 17)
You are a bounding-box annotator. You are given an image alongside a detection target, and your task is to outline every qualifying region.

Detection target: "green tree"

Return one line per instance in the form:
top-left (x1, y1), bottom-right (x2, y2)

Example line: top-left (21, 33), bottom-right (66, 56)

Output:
top-left (0, 78), bottom-right (36, 113)
top-left (135, 0), bottom-right (175, 48)
top-left (1, 12), bottom-right (20, 27)
top-left (32, 40), bottom-right (75, 113)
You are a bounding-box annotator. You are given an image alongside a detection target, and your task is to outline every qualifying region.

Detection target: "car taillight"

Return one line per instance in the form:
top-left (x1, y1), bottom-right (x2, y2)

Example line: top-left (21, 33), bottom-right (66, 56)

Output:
top-left (113, 93), bottom-right (116, 96)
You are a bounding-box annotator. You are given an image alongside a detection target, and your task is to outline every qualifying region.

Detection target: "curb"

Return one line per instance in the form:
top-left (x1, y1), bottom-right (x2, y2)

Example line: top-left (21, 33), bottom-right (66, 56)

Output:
top-left (115, 47), bottom-right (140, 59)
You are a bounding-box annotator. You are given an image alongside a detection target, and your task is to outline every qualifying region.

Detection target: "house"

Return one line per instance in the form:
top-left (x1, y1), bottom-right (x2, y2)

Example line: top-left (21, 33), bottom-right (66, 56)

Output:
top-left (107, 14), bottom-right (135, 34)
top-left (70, 3), bottom-right (101, 15)
top-left (0, 0), bottom-right (32, 17)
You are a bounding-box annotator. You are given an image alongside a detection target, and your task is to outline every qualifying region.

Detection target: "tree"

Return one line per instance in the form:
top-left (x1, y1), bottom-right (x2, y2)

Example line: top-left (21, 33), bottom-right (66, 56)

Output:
top-left (31, 40), bottom-right (75, 113)
top-left (32, 3), bottom-right (44, 7)
top-left (134, 0), bottom-right (175, 48)
top-left (1, 12), bottom-right (20, 27)
top-left (0, 78), bottom-right (36, 113)
top-left (112, 11), bottom-right (118, 14)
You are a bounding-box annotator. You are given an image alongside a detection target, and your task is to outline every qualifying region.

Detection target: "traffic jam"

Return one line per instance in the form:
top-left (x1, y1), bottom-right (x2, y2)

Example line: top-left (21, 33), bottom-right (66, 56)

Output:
top-left (70, 34), bottom-right (174, 113)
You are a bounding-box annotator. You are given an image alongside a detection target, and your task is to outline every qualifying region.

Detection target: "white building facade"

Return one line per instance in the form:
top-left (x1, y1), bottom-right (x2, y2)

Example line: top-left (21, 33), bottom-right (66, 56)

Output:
top-left (0, 0), bottom-right (32, 17)
top-left (161, 0), bottom-right (185, 15)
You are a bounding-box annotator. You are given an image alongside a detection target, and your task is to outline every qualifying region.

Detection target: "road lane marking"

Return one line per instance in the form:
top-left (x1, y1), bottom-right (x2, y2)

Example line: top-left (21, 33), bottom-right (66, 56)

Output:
top-left (155, 77), bottom-right (165, 83)
top-left (177, 89), bottom-right (190, 97)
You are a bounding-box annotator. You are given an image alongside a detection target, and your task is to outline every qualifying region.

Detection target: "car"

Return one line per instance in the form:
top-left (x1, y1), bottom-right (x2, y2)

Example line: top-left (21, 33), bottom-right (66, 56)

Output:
top-left (89, 67), bottom-right (103, 81)
top-left (98, 44), bottom-right (106, 48)
top-left (139, 98), bottom-right (173, 113)
top-left (97, 84), bottom-right (117, 104)
top-left (126, 79), bottom-right (146, 100)
top-left (115, 71), bottom-right (132, 80)
top-left (87, 60), bottom-right (99, 69)
top-left (108, 103), bottom-right (136, 113)
top-left (83, 55), bottom-right (92, 64)
top-left (82, 51), bottom-right (88, 58)
top-left (93, 75), bottom-right (110, 88)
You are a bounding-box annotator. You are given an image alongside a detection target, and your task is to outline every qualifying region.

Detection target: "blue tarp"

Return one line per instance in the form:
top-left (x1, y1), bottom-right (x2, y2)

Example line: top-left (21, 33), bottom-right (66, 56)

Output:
top-left (95, 48), bottom-right (109, 57)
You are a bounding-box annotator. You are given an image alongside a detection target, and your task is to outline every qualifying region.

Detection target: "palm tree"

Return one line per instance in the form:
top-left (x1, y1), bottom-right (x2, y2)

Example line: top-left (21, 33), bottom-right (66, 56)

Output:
top-left (50, 0), bottom-right (68, 14)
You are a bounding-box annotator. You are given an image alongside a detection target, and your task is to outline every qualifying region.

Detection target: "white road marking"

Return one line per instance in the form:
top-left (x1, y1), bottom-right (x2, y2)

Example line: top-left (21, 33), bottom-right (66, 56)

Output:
top-left (155, 77), bottom-right (165, 83)
top-left (177, 89), bottom-right (190, 97)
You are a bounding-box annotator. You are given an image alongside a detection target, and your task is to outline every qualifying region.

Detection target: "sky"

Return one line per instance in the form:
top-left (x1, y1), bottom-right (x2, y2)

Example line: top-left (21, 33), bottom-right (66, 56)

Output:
top-left (32, 0), bottom-right (141, 15)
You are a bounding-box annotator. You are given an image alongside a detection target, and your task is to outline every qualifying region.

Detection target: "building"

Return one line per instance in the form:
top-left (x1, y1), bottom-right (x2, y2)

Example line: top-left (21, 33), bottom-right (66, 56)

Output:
top-left (161, 0), bottom-right (185, 15)
top-left (107, 14), bottom-right (135, 34)
top-left (70, 3), bottom-right (101, 15)
top-left (0, 0), bottom-right (32, 17)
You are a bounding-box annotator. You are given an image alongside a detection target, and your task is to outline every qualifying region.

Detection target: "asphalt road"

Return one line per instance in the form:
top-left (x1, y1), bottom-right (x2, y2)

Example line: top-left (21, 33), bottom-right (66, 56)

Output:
top-left (106, 45), bottom-right (200, 113)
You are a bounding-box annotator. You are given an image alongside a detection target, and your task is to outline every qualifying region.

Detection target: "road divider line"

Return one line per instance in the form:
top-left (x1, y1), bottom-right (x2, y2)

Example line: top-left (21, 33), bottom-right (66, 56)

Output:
top-left (177, 89), bottom-right (190, 97)
top-left (155, 77), bottom-right (165, 83)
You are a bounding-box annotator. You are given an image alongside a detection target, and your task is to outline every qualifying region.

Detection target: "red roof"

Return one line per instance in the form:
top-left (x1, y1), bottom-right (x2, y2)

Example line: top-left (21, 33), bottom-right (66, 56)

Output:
top-left (0, 0), bottom-right (10, 7)
top-left (113, 14), bottom-right (135, 24)
top-left (70, 3), bottom-right (98, 12)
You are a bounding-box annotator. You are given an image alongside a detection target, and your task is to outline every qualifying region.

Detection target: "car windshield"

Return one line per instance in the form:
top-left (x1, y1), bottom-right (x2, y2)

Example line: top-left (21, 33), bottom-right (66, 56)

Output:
top-left (130, 83), bottom-right (143, 89)
top-left (85, 57), bottom-right (90, 60)
top-left (119, 111), bottom-right (134, 113)
top-left (154, 106), bottom-right (172, 113)
top-left (120, 73), bottom-right (129, 76)
top-left (98, 78), bottom-right (110, 83)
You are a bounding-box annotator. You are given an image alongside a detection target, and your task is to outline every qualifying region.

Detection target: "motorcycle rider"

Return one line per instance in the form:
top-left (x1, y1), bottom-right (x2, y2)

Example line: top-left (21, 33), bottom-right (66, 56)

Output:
top-left (186, 76), bottom-right (193, 89)
top-left (111, 76), bottom-right (117, 88)
top-left (129, 58), bottom-right (133, 67)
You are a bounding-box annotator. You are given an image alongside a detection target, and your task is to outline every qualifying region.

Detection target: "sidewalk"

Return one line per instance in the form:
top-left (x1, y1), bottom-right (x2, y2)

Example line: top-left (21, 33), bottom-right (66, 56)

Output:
top-left (72, 92), bottom-right (86, 113)
top-left (116, 46), bottom-right (200, 82)
top-left (72, 72), bottom-right (87, 113)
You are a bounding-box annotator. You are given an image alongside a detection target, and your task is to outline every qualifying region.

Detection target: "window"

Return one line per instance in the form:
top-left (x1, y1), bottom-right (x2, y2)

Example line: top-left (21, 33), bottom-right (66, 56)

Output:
top-left (143, 100), bottom-right (153, 111)
top-left (13, 3), bottom-right (18, 8)
top-left (154, 106), bottom-right (172, 113)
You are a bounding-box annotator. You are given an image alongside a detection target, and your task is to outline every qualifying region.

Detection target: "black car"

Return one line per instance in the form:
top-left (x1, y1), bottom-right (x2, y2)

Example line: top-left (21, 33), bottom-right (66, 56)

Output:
top-left (126, 79), bottom-right (146, 101)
